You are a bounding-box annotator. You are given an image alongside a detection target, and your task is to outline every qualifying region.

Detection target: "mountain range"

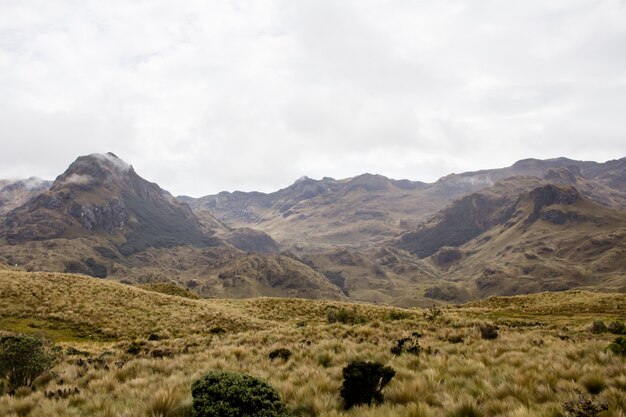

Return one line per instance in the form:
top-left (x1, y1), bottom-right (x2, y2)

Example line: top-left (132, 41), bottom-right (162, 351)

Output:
top-left (1, 152), bottom-right (624, 306)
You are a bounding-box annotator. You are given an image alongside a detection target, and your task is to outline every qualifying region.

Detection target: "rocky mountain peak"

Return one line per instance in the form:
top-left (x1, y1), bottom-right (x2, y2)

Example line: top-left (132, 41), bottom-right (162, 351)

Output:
top-left (52, 153), bottom-right (133, 190)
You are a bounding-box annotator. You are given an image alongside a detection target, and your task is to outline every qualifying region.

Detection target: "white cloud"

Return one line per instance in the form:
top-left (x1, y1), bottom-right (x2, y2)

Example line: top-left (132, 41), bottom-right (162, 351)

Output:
top-left (0, 0), bottom-right (624, 196)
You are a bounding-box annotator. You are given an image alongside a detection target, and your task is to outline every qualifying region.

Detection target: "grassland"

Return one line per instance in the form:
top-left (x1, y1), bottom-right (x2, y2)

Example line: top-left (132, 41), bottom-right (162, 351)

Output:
top-left (1, 268), bottom-right (625, 417)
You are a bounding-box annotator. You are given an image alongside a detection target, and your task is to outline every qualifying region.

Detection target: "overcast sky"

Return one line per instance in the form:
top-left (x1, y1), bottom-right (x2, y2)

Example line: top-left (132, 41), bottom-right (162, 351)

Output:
top-left (1, 0), bottom-right (625, 196)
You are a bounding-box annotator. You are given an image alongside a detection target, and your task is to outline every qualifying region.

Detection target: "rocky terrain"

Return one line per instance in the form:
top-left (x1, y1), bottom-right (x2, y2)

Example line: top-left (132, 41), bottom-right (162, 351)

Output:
top-left (0, 153), bottom-right (624, 306)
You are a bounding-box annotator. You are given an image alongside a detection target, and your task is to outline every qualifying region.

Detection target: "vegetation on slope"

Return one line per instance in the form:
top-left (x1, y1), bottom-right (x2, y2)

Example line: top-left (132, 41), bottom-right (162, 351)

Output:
top-left (0, 269), bottom-right (625, 417)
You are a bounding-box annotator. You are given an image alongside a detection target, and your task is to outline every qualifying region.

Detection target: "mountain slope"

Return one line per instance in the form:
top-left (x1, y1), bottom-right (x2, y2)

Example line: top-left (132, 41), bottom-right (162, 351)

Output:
top-left (0, 177), bottom-right (52, 215)
top-left (404, 183), bottom-right (626, 300)
top-left (2, 153), bottom-right (216, 255)
top-left (185, 157), bottom-right (625, 251)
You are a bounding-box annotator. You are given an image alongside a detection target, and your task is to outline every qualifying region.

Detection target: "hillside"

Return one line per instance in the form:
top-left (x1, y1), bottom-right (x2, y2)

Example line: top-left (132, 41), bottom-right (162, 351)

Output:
top-left (1, 269), bottom-right (624, 417)
top-left (398, 183), bottom-right (626, 301)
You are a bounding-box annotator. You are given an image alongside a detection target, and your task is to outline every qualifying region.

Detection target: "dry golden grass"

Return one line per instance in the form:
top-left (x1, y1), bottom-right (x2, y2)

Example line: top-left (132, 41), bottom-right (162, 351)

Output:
top-left (1, 269), bottom-right (625, 417)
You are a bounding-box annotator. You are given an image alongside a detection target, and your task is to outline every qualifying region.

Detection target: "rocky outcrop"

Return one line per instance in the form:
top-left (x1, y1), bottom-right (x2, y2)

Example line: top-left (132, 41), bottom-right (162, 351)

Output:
top-left (68, 201), bottom-right (128, 232)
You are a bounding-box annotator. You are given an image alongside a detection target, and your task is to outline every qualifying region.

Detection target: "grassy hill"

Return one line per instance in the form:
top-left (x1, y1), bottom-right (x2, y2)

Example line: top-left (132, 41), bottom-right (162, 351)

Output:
top-left (1, 269), bottom-right (625, 417)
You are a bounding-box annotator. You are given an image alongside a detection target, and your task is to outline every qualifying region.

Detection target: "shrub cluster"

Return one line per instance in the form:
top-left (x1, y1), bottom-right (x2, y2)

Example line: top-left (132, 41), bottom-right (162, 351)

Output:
top-left (479, 323), bottom-right (499, 340)
top-left (562, 389), bottom-right (608, 417)
top-left (0, 334), bottom-right (55, 390)
top-left (607, 321), bottom-right (625, 335)
top-left (390, 333), bottom-right (422, 356)
top-left (269, 348), bottom-right (292, 361)
top-left (607, 336), bottom-right (626, 356)
top-left (589, 320), bottom-right (607, 334)
top-left (340, 360), bottom-right (395, 409)
top-left (423, 305), bottom-right (443, 321)
top-left (191, 370), bottom-right (289, 417)
top-left (327, 307), bottom-right (365, 325)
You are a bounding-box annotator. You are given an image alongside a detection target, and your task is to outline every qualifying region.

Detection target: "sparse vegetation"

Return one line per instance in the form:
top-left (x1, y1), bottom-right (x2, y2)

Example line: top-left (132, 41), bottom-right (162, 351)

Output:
top-left (1, 270), bottom-right (626, 416)
top-left (191, 370), bottom-right (289, 417)
top-left (0, 335), bottom-right (54, 390)
top-left (562, 390), bottom-right (608, 417)
top-left (327, 307), bottom-right (365, 325)
top-left (340, 361), bottom-right (395, 409)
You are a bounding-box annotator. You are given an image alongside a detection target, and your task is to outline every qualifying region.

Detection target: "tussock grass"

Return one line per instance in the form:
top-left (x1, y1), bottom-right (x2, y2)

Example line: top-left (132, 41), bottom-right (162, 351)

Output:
top-left (0, 269), bottom-right (625, 416)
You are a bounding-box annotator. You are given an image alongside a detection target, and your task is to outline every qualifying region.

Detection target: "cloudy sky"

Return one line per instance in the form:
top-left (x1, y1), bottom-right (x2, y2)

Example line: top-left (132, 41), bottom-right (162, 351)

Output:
top-left (1, 0), bottom-right (625, 196)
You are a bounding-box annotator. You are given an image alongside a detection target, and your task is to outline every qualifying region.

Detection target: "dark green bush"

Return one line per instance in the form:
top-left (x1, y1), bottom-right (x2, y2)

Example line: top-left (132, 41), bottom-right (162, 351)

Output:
top-left (191, 370), bottom-right (289, 417)
top-left (607, 321), bottom-right (625, 335)
top-left (607, 336), bottom-right (626, 356)
top-left (340, 361), bottom-right (395, 409)
top-left (589, 320), bottom-right (607, 334)
top-left (390, 333), bottom-right (422, 356)
top-left (562, 389), bottom-right (608, 417)
top-left (269, 348), bottom-right (292, 361)
top-left (0, 335), bottom-right (55, 390)
top-left (479, 324), bottom-right (499, 340)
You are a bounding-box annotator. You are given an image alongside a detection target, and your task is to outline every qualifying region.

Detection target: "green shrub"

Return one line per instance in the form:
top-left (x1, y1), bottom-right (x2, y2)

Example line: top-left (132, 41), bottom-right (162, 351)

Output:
top-left (0, 334), bottom-right (55, 390)
top-left (562, 389), bottom-right (608, 417)
top-left (191, 370), bottom-right (289, 417)
top-left (479, 324), bottom-right (499, 340)
top-left (387, 310), bottom-right (410, 321)
top-left (269, 348), bottom-right (292, 361)
top-left (340, 361), bottom-right (395, 409)
top-left (390, 333), bottom-right (422, 356)
top-left (126, 341), bottom-right (143, 355)
top-left (607, 321), bottom-right (625, 335)
top-left (589, 320), bottom-right (607, 334)
top-left (607, 336), bottom-right (626, 356)
top-left (327, 308), bottom-right (365, 325)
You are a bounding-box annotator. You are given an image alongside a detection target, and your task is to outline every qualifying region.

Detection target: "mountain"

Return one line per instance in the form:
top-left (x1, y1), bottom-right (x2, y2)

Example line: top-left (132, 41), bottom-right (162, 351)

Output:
top-left (0, 153), bottom-right (338, 301)
top-left (184, 157), bottom-right (626, 251)
top-left (1, 153), bottom-right (623, 306)
top-left (0, 177), bottom-right (52, 215)
top-left (2, 153), bottom-right (215, 255)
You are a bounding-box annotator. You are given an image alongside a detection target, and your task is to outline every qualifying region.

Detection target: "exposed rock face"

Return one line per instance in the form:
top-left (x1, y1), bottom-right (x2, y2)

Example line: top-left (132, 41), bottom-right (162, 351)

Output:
top-left (541, 209), bottom-right (586, 225)
top-left (524, 185), bottom-right (581, 225)
top-left (433, 247), bottom-right (463, 266)
top-left (68, 201), bottom-right (128, 232)
top-left (224, 228), bottom-right (280, 254)
top-left (395, 193), bottom-right (512, 258)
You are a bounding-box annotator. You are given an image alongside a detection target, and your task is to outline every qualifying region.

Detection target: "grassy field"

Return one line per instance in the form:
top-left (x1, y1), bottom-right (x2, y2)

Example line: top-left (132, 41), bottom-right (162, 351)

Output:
top-left (0, 268), bottom-right (625, 417)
